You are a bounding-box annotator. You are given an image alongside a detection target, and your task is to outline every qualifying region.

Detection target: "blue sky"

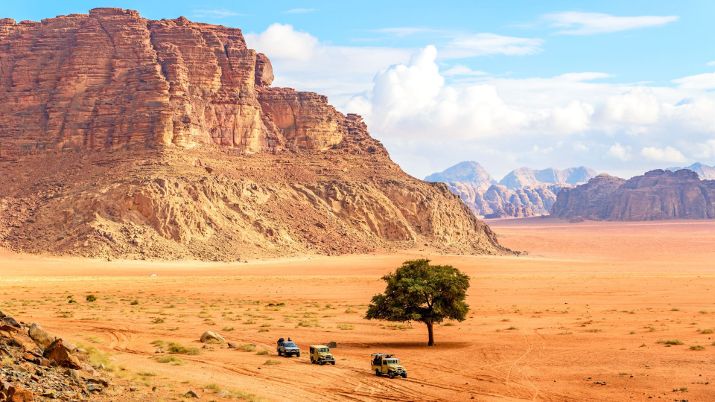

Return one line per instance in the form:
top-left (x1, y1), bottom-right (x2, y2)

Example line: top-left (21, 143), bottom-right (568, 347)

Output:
top-left (4, 1), bottom-right (715, 178)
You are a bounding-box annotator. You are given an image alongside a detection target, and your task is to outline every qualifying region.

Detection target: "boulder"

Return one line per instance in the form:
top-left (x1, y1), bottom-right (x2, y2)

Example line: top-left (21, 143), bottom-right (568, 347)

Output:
top-left (43, 339), bottom-right (81, 369)
top-left (199, 331), bottom-right (225, 344)
top-left (27, 324), bottom-right (54, 350)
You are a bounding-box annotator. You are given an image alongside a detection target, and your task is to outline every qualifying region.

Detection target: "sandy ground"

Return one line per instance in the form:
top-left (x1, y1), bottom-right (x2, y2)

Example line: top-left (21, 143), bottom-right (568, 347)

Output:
top-left (1, 218), bottom-right (714, 401)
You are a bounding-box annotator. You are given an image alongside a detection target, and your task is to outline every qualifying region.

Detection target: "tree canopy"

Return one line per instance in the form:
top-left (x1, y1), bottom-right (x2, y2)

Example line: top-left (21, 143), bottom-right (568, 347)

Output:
top-left (365, 259), bottom-right (470, 346)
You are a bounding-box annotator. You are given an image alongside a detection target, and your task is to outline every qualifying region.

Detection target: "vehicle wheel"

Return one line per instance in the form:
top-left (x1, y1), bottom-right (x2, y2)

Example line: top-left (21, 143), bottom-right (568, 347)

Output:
top-left (296, 353), bottom-right (300, 358)
top-left (277, 350), bottom-right (282, 357)
top-left (401, 373), bottom-right (407, 378)
top-left (319, 361), bottom-right (325, 365)
top-left (375, 370), bottom-right (380, 376)
top-left (331, 361), bottom-right (336, 365)
top-left (388, 372), bottom-right (395, 379)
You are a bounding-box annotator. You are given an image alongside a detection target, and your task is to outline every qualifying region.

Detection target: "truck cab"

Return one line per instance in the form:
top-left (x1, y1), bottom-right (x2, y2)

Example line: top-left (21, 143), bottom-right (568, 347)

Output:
top-left (309, 345), bottom-right (336, 365)
top-left (276, 338), bottom-right (300, 357)
top-left (371, 353), bottom-right (407, 378)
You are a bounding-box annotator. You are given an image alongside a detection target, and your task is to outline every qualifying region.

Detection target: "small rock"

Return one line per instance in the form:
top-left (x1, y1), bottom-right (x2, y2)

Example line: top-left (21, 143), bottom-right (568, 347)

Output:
top-left (199, 331), bottom-right (225, 344)
top-left (184, 389), bottom-right (199, 398)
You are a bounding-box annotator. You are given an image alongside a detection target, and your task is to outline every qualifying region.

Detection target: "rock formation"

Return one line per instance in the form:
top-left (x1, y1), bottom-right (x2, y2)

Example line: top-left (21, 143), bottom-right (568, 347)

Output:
top-left (0, 8), bottom-right (509, 260)
top-left (426, 162), bottom-right (595, 218)
top-left (552, 169), bottom-right (715, 220)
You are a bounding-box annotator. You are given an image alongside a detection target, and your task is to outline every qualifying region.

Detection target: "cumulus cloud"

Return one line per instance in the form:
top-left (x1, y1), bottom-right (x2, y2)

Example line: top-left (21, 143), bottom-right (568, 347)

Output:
top-left (641, 146), bottom-right (686, 163)
top-left (245, 23), bottom-right (318, 61)
top-left (603, 88), bottom-right (661, 126)
top-left (246, 24), bottom-right (411, 104)
top-left (673, 72), bottom-right (715, 90)
top-left (544, 12), bottom-right (679, 35)
top-left (608, 143), bottom-right (632, 161)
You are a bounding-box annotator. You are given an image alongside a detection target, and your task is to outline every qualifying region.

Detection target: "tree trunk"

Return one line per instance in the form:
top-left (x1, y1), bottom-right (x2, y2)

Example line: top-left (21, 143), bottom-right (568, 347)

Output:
top-left (426, 321), bottom-right (434, 346)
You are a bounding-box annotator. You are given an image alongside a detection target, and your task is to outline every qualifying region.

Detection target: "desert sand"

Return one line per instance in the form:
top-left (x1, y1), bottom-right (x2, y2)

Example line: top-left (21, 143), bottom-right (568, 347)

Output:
top-left (1, 218), bottom-right (713, 401)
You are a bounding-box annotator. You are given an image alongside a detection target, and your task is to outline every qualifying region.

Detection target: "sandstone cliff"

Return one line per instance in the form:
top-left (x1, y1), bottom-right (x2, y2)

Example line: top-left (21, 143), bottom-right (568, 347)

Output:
top-left (426, 162), bottom-right (594, 218)
top-left (0, 8), bottom-right (509, 260)
top-left (551, 170), bottom-right (715, 221)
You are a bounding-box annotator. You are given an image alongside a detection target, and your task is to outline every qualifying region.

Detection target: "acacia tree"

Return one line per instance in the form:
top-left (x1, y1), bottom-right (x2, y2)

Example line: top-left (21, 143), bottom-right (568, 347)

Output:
top-left (366, 259), bottom-right (470, 346)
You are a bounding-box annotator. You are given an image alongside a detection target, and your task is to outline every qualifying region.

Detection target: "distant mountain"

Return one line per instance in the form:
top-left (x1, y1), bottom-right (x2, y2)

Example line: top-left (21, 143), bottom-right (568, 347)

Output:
top-left (667, 162), bottom-right (715, 180)
top-left (426, 163), bottom-right (597, 218)
top-left (499, 167), bottom-right (597, 189)
top-left (425, 161), bottom-right (495, 191)
top-left (552, 169), bottom-right (715, 220)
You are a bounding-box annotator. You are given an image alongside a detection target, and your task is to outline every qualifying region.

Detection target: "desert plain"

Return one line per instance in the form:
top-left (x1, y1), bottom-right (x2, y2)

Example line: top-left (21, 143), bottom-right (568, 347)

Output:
top-left (0, 218), bottom-right (713, 401)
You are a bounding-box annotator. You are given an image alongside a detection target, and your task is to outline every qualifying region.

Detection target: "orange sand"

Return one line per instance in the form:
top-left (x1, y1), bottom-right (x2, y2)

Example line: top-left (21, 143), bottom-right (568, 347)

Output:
top-left (1, 218), bottom-right (713, 401)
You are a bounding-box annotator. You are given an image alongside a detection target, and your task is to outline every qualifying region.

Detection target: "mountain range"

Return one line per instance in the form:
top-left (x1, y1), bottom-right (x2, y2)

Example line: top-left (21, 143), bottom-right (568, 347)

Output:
top-left (667, 162), bottom-right (715, 180)
top-left (425, 162), bottom-right (597, 218)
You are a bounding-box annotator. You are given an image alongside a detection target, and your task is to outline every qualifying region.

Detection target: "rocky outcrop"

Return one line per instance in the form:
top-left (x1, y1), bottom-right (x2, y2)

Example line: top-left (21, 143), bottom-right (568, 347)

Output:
top-left (551, 174), bottom-right (626, 220)
top-left (0, 8), bottom-right (509, 260)
top-left (426, 162), bottom-right (595, 218)
top-left (551, 170), bottom-right (715, 220)
top-left (0, 311), bottom-right (111, 400)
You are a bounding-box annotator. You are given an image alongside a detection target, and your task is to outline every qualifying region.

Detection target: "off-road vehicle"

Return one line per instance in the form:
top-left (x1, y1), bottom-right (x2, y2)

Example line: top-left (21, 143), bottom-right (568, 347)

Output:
top-left (309, 345), bottom-right (336, 365)
top-left (276, 338), bottom-right (300, 357)
top-left (371, 353), bottom-right (407, 378)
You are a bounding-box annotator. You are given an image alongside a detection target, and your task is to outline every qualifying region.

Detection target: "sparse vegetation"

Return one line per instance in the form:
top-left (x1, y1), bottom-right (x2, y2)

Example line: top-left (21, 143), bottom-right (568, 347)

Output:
top-left (155, 355), bottom-right (184, 365)
top-left (689, 345), bottom-right (705, 351)
top-left (86, 294), bottom-right (97, 302)
top-left (657, 339), bottom-right (683, 346)
top-left (238, 343), bottom-right (256, 352)
top-left (167, 342), bottom-right (199, 355)
top-left (337, 323), bottom-right (354, 330)
top-left (698, 328), bottom-right (713, 334)
top-left (263, 359), bottom-right (280, 366)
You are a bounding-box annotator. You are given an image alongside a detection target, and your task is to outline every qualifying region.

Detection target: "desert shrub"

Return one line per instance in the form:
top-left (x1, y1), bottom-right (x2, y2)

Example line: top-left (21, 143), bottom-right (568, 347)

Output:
top-left (167, 342), bottom-right (199, 355)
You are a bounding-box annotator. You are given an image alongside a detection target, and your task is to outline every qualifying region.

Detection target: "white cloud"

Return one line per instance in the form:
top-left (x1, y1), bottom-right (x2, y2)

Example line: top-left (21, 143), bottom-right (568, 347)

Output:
top-left (641, 146), bottom-right (686, 163)
top-left (441, 33), bottom-right (543, 58)
top-left (192, 9), bottom-right (243, 19)
top-left (443, 65), bottom-right (487, 77)
top-left (673, 72), bottom-right (715, 90)
top-left (284, 8), bottom-right (317, 14)
top-left (245, 24), bottom-right (412, 105)
top-left (544, 12), bottom-right (678, 35)
top-left (608, 143), bottom-right (632, 161)
top-left (603, 88), bottom-right (661, 125)
top-left (707, 61), bottom-right (715, 67)
top-left (245, 23), bottom-right (318, 62)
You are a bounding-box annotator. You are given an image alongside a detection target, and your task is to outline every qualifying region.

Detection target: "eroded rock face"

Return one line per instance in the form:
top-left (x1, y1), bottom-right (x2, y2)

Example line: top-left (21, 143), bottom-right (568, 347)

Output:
top-left (0, 8), bottom-right (509, 260)
top-left (0, 8), bottom-right (353, 157)
top-left (551, 170), bottom-right (715, 220)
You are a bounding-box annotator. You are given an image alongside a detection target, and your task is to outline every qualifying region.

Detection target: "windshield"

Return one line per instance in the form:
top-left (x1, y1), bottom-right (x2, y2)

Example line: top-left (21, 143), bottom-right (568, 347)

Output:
top-left (284, 342), bottom-right (297, 347)
top-left (319, 348), bottom-right (329, 352)
top-left (384, 358), bottom-right (399, 364)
